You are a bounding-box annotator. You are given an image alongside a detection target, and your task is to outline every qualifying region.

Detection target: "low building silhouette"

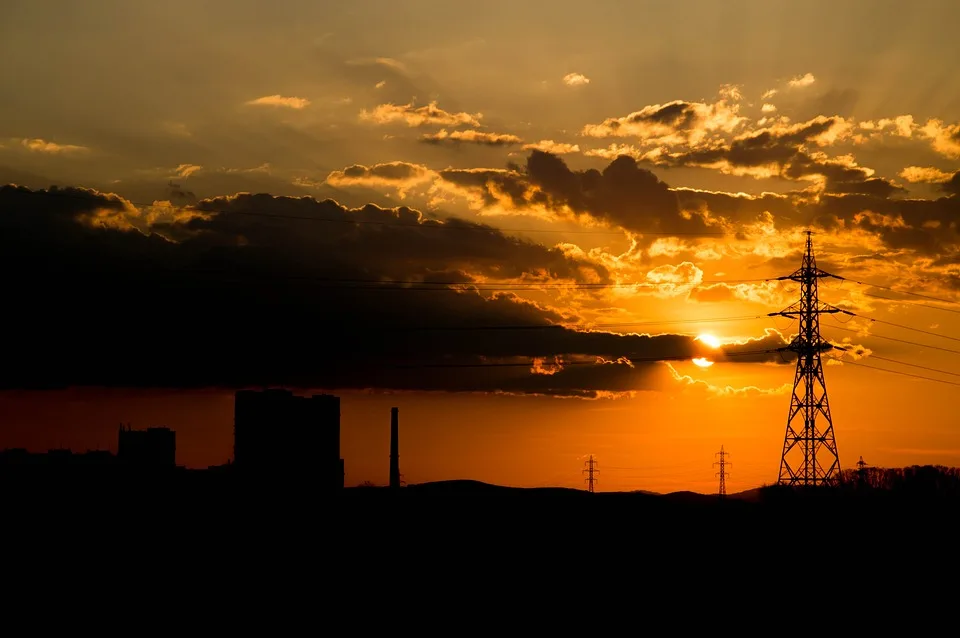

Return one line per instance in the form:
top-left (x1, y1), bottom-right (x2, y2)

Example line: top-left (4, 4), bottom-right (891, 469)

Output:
top-left (233, 389), bottom-right (340, 488)
top-left (0, 447), bottom-right (118, 471)
top-left (118, 424), bottom-right (176, 469)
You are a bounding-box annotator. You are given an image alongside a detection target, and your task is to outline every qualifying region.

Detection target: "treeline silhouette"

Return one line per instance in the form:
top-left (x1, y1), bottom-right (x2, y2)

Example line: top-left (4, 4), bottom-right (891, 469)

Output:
top-left (839, 463), bottom-right (960, 496)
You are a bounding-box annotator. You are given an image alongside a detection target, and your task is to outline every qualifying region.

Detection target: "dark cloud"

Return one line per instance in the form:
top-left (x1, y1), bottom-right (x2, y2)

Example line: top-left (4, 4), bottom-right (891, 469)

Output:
top-left (185, 193), bottom-right (611, 285)
top-left (590, 100), bottom-right (699, 134)
top-left (782, 153), bottom-right (904, 198)
top-left (655, 116), bottom-right (902, 197)
top-left (103, 167), bottom-right (324, 207)
top-left (441, 151), bottom-right (715, 237)
top-left (674, 188), bottom-right (806, 226)
top-left (718, 329), bottom-right (794, 364)
top-left (670, 173), bottom-right (958, 265)
top-left (671, 117), bottom-right (836, 170)
top-left (1, 184), bottom-right (766, 397)
top-left (337, 162), bottom-right (428, 182)
top-left (810, 192), bottom-right (960, 256)
top-left (420, 130), bottom-right (522, 146)
top-left (823, 177), bottom-right (903, 198)
top-left (942, 171), bottom-right (960, 196)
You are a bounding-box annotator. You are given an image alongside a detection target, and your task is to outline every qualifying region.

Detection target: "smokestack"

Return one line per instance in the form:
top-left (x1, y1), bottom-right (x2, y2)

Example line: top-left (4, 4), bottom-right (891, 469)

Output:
top-left (389, 407), bottom-right (400, 489)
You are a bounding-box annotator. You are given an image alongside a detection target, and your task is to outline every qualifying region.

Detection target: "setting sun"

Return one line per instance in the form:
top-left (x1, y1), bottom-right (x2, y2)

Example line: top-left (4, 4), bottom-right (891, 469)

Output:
top-left (696, 334), bottom-right (723, 349)
top-left (692, 358), bottom-right (714, 368)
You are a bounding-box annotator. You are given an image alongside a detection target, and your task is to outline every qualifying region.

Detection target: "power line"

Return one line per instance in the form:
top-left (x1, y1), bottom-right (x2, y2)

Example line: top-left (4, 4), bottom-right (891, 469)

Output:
top-left (398, 315), bottom-right (770, 332)
top-left (842, 360), bottom-right (960, 387)
top-left (867, 355), bottom-right (960, 379)
top-left (859, 291), bottom-right (960, 315)
top-left (297, 277), bottom-right (770, 288)
top-left (836, 310), bottom-right (960, 344)
top-left (81, 265), bottom-right (773, 291)
top-left (211, 209), bottom-right (731, 236)
top-left (839, 277), bottom-right (960, 307)
top-left (827, 324), bottom-right (960, 356)
top-left (59, 262), bottom-right (776, 291)
top-left (389, 347), bottom-right (782, 369)
top-left (588, 462), bottom-right (705, 471)
top-left (869, 317), bottom-right (960, 343)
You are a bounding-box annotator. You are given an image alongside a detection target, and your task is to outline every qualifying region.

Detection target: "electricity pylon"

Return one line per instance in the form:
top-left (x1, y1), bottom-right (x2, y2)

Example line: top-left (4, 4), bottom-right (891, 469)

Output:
top-left (582, 455), bottom-right (599, 493)
top-left (714, 446), bottom-right (731, 497)
top-left (770, 231), bottom-right (843, 486)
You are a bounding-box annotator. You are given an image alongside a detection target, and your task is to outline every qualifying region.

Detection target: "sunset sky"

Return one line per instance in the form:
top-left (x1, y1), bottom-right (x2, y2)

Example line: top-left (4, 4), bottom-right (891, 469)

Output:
top-left (2, 0), bottom-right (960, 493)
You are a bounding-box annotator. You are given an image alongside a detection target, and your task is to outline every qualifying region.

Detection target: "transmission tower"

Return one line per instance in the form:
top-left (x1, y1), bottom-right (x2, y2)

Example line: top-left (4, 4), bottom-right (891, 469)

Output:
top-left (770, 231), bottom-right (843, 486)
top-left (582, 455), bottom-right (599, 493)
top-left (714, 445), bottom-right (731, 497)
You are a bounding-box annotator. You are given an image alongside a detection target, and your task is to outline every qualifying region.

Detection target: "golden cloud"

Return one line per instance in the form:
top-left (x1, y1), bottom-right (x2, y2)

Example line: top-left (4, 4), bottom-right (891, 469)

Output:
top-left (19, 138), bottom-right (88, 154)
top-left (522, 140), bottom-right (580, 154)
top-left (898, 166), bottom-right (953, 184)
top-left (359, 101), bottom-right (482, 127)
top-left (245, 95), bottom-right (311, 109)
top-left (562, 73), bottom-right (591, 87)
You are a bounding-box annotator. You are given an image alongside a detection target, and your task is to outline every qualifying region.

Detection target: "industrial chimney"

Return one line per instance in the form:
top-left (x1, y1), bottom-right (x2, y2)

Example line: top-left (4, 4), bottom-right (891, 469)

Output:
top-left (389, 407), bottom-right (400, 489)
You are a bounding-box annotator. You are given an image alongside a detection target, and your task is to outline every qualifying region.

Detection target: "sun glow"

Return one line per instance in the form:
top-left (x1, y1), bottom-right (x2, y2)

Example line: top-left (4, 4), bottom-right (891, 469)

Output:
top-left (692, 333), bottom-right (721, 367)
top-left (696, 333), bottom-right (723, 348)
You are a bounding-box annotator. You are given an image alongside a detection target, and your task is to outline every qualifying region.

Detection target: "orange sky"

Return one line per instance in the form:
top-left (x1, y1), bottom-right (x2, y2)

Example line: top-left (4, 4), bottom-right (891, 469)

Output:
top-left (2, 354), bottom-right (959, 494)
top-left (1, 1), bottom-right (960, 493)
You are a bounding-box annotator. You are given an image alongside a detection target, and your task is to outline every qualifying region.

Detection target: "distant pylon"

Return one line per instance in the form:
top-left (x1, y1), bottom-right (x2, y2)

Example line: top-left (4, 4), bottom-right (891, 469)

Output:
top-left (582, 455), bottom-right (599, 493)
top-left (770, 231), bottom-right (843, 486)
top-left (714, 445), bottom-right (731, 497)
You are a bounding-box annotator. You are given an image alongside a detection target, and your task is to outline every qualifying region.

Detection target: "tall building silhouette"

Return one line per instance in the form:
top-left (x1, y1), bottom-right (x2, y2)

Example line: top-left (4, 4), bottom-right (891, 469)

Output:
top-left (118, 425), bottom-right (176, 468)
top-left (389, 407), bottom-right (400, 489)
top-left (233, 389), bottom-right (340, 487)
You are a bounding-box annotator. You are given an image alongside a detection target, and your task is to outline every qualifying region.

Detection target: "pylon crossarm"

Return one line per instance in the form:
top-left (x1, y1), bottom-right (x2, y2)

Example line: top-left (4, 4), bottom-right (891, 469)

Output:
top-left (786, 342), bottom-right (834, 354)
top-left (775, 268), bottom-right (838, 283)
top-left (770, 307), bottom-right (842, 317)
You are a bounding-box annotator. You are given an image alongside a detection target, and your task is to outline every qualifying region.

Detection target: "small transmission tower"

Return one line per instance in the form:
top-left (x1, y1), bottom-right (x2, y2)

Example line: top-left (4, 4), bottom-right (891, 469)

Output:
top-left (770, 231), bottom-right (843, 486)
top-left (583, 455), bottom-right (599, 493)
top-left (714, 445), bottom-right (731, 497)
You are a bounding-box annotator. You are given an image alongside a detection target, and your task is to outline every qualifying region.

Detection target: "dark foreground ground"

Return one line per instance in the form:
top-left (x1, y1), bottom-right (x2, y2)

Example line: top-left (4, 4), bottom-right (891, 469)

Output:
top-left (4, 472), bottom-right (957, 546)
top-left (2, 472), bottom-right (958, 619)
